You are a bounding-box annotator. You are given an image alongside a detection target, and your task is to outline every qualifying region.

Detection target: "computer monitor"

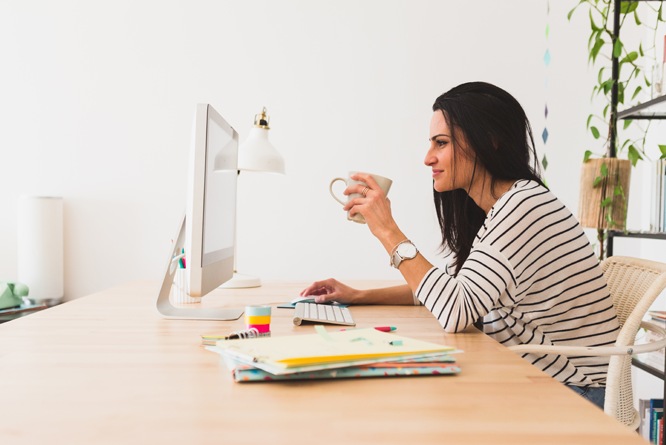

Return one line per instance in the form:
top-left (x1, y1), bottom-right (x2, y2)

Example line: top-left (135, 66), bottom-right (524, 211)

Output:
top-left (155, 104), bottom-right (244, 320)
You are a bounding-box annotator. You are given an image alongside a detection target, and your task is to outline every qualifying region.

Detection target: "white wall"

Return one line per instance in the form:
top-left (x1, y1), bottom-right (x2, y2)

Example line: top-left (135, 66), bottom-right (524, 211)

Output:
top-left (1, 0), bottom-right (597, 300)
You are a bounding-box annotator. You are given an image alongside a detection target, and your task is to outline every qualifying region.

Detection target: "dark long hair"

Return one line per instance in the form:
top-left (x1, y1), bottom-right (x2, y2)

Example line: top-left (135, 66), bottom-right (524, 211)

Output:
top-left (432, 82), bottom-right (543, 275)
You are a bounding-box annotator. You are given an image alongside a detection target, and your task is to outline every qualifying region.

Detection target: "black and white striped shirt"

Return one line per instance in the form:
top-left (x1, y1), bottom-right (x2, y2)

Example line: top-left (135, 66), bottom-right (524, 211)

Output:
top-left (416, 180), bottom-right (620, 387)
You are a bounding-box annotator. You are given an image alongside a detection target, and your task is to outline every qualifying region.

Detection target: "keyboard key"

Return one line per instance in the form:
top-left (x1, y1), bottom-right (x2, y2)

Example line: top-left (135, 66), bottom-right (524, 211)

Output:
top-left (309, 303), bottom-right (318, 319)
top-left (317, 305), bottom-right (327, 320)
top-left (303, 303), bottom-right (309, 319)
top-left (341, 307), bottom-right (353, 324)
top-left (325, 305), bottom-right (335, 321)
top-left (333, 306), bottom-right (344, 322)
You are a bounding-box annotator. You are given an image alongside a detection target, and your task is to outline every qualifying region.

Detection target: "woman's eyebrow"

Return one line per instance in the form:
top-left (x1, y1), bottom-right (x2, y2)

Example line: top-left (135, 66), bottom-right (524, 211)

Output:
top-left (429, 133), bottom-right (450, 141)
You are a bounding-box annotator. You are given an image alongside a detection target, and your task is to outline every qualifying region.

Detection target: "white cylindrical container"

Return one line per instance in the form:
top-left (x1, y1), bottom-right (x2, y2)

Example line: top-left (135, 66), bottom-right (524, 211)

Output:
top-left (17, 196), bottom-right (64, 305)
top-left (173, 268), bottom-right (201, 303)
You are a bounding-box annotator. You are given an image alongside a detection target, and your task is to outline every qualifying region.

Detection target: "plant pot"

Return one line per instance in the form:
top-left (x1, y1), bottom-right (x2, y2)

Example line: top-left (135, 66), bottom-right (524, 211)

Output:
top-left (577, 158), bottom-right (631, 231)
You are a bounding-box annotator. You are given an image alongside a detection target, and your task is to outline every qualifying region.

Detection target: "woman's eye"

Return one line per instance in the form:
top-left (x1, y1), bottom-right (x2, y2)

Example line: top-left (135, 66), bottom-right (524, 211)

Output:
top-left (437, 140), bottom-right (448, 147)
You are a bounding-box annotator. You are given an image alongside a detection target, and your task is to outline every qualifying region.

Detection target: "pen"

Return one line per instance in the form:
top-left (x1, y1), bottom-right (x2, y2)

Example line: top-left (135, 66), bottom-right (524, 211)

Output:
top-left (339, 326), bottom-right (397, 332)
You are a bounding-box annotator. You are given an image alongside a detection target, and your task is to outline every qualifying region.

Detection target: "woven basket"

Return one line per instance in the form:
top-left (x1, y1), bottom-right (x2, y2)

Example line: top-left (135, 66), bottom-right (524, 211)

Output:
top-left (577, 158), bottom-right (631, 230)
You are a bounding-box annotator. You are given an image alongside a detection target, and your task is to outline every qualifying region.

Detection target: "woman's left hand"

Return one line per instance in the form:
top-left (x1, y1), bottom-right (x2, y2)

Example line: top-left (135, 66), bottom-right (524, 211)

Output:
top-left (343, 173), bottom-right (399, 240)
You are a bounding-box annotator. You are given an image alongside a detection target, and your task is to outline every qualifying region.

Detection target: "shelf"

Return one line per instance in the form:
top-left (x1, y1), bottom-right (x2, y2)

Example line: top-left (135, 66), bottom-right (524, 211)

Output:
top-left (608, 230), bottom-right (666, 240)
top-left (618, 94), bottom-right (666, 120)
top-left (632, 356), bottom-right (665, 380)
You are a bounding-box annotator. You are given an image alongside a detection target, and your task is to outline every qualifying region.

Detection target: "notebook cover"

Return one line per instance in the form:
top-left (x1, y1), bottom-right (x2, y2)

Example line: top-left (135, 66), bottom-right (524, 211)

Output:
top-left (206, 346), bottom-right (463, 375)
top-left (211, 327), bottom-right (455, 369)
top-left (222, 355), bottom-right (460, 383)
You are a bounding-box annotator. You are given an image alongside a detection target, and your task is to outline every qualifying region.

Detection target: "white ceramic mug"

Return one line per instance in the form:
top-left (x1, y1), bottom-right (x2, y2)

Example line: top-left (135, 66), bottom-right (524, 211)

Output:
top-left (329, 172), bottom-right (393, 224)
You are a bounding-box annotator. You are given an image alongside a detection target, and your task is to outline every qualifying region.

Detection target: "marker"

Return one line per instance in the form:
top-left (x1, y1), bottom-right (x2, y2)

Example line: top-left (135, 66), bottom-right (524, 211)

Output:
top-left (340, 326), bottom-right (397, 332)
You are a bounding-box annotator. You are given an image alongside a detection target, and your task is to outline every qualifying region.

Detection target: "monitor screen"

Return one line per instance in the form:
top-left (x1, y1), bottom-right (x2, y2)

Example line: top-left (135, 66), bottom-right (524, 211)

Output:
top-left (201, 114), bottom-right (237, 267)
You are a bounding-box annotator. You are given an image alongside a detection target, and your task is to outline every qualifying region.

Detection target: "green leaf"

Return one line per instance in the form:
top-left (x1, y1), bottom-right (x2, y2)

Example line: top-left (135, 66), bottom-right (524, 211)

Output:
top-left (588, 30), bottom-right (597, 51)
top-left (620, 51), bottom-right (638, 64)
top-left (590, 38), bottom-right (605, 64)
top-left (620, 1), bottom-right (639, 14)
top-left (631, 86), bottom-right (642, 101)
top-left (618, 81), bottom-right (625, 104)
top-left (568, 1), bottom-right (584, 21)
top-left (541, 154), bottom-right (548, 170)
top-left (645, 74), bottom-right (652, 88)
top-left (603, 104), bottom-right (609, 119)
top-left (614, 39), bottom-right (622, 58)
top-left (590, 126), bottom-right (600, 139)
top-left (639, 42), bottom-right (644, 57)
top-left (601, 162), bottom-right (608, 177)
top-left (623, 119), bottom-right (632, 130)
top-left (635, 10), bottom-right (642, 26)
top-left (659, 4), bottom-right (663, 22)
top-left (628, 145), bottom-right (643, 166)
top-left (598, 67), bottom-right (605, 85)
top-left (602, 79), bottom-right (613, 95)
top-left (614, 186), bottom-right (622, 196)
top-left (587, 114), bottom-right (593, 129)
top-left (600, 197), bottom-right (612, 207)
top-left (593, 176), bottom-right (603, 187)
top-left (590, 9), bottom-right (600, 31)
top-left (592, 86), bottom-right (598, 101)
top-left (659, 145), bottom-right (666, 157)
top-left (583, 150), bottom-right (593, 163)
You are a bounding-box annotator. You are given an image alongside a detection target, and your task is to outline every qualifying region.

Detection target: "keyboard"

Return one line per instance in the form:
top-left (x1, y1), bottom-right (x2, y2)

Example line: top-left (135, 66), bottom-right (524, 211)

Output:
top-left (293, 302), bottom-right (356, 326)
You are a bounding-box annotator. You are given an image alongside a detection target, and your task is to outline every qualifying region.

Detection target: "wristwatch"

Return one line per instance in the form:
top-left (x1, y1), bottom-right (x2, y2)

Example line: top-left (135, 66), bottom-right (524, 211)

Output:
top-left (390, 240), bottom-right (418, 269)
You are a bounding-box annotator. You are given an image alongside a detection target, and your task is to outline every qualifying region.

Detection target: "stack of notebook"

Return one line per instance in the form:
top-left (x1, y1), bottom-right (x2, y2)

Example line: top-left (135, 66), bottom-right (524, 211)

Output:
top-left (204, 326), bottom-right (461, 383)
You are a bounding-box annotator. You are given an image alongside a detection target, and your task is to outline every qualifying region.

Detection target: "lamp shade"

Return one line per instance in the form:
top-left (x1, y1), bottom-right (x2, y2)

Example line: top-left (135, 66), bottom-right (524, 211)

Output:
top-left (238, 127), bottom-right (285, 174)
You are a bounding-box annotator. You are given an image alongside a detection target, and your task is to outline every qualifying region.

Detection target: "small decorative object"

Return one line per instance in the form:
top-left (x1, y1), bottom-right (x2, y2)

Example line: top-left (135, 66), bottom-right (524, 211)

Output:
top-left (578, 158), bottom-right (631, 232)
top-left (0, 281), bottom-right (29, 310)
top-left (172, 267), bottom-right (201, 304)
top-left (17, 196), bottom-right (64, 306)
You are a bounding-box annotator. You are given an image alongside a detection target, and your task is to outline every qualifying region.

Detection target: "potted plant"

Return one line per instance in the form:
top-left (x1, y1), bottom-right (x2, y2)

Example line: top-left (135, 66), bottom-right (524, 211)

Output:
top-left (569, 0), bottom-right (665, 259)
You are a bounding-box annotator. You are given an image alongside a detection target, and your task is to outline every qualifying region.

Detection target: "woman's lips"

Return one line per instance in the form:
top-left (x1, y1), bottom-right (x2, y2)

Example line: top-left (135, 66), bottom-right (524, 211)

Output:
top-left (432, 170), bottom-right (443, 178)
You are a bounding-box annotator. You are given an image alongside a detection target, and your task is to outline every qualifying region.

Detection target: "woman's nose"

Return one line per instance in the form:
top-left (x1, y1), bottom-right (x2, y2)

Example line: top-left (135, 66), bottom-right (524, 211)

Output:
top-left (424, 149), bottom-right (436, 166)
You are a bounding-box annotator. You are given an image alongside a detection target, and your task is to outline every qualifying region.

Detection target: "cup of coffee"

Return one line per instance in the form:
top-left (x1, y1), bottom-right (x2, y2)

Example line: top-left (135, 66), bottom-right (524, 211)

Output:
top-left (329, 172), bottom-right (393, 224)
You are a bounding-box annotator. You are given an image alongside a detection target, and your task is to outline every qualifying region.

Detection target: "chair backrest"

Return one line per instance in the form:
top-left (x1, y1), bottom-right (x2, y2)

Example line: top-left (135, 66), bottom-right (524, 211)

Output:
top-left (600, 256), bottom-right (666, 427)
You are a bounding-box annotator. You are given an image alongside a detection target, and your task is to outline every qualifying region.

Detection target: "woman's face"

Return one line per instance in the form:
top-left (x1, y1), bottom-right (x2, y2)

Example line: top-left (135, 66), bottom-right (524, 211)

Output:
top-left (424, 110), bottom-right (478, 193)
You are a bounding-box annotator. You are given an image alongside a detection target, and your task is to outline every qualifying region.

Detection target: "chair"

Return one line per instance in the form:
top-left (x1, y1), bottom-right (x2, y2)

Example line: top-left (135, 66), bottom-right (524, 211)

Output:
top-left (508, 256), bottom-right (666, 429)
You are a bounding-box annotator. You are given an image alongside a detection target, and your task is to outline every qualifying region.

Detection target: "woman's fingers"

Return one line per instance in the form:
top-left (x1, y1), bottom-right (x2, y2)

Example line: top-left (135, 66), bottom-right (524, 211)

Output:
top-left (343, 183), bottom-right (372, 196)
top-left (343, 197), bottom-right (365, 211)
top-left (301, 281), bottom-right (329, 297)
top-left (314, 293), bottom-right (338, 304)
top-left (301, 279), bottom-right (338, 297)
top-left (351, 173), bottom-right (382, 194)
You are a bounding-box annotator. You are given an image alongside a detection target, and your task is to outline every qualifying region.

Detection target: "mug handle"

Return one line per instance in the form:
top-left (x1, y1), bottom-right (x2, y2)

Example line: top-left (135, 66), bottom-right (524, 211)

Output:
top-left (329, 178), bottom-right (347, 205)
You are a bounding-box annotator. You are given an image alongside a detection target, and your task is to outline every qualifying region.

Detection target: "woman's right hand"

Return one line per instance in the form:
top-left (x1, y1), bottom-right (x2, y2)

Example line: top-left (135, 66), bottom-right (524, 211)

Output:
top-left (299, 279), bottom-right (362, 305)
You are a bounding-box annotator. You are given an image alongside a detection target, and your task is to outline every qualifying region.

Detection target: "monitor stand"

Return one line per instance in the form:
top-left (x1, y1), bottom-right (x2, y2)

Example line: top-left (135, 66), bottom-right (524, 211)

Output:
top-left (155, 215), bottom-right (244, 320)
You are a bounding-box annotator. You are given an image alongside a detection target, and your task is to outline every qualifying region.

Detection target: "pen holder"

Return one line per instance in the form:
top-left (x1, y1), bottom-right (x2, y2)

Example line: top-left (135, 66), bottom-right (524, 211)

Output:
top-left (172, 268), bottom-right (202, 304)
top-left (245, 305), bottom-right (271, 333)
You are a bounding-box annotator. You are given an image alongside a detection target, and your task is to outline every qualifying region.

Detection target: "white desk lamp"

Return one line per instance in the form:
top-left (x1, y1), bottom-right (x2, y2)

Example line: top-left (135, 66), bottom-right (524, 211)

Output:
top-left (220, 107), bottom-right (285, 289)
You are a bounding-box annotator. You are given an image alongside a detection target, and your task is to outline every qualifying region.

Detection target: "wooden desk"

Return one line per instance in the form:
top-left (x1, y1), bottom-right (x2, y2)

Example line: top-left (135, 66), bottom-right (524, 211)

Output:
top-left (0, 280), bottom-right (643, 445)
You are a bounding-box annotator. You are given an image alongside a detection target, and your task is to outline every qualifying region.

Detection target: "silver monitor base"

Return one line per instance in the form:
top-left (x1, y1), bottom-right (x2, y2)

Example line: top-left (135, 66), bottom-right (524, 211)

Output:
top-left (155, 215), bottom-right (244, 321)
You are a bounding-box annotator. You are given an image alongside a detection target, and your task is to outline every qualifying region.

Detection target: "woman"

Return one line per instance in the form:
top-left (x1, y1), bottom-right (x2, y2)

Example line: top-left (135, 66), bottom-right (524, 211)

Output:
top-left (301, 82), bottom-right (619, 409)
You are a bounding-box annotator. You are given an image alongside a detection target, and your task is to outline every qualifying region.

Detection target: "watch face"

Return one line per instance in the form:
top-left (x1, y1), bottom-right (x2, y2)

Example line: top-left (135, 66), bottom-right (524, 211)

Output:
top-left (397, 243), bottom-right (417, 258)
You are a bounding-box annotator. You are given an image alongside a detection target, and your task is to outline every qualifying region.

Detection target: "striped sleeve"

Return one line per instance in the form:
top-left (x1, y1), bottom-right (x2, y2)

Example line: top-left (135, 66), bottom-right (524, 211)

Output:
top-left (415, 244), bottom-right (516, 332)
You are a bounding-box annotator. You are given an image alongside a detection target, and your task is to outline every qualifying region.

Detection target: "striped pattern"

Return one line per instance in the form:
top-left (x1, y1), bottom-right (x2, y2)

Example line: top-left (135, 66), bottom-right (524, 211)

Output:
top-left (416, 180), bottom-right (620, 387)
